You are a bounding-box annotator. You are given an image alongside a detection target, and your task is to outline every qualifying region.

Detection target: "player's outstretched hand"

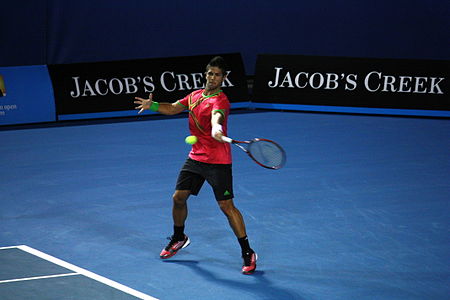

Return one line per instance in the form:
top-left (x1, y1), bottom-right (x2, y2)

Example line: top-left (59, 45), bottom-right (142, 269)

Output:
top-left (134, 93), bottom-right (153, 114)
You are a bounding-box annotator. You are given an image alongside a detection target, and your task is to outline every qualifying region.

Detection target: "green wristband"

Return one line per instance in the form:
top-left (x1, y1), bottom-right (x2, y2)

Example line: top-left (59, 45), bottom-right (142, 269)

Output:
top-left (149, 101), bottom-right (159, 112)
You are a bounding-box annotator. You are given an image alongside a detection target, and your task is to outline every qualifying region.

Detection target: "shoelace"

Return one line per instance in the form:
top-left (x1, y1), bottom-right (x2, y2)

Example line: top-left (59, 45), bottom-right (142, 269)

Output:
top-left (164, 236), bottom-right (177, 250)
top-left (242, 251), bottom-right (254, 266)
top-left (164, 235), bottom-right (184, 250)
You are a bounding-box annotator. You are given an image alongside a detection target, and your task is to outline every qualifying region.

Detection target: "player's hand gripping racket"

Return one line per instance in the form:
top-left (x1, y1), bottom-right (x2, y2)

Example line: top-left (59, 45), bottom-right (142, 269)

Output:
top-left (221, 136), bottom-right (286, 170)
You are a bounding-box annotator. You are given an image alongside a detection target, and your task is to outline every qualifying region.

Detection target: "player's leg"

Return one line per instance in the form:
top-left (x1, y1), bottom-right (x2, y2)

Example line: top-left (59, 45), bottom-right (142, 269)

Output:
top-left (172, 189), bottom-right (190, 227)
top-left (208, 163), bottom-right (257, 274)
top-left (160, 189), bottom-right (191, 259)
top-left (160, 160), bottom-right (205, 259)
top-left (217, 198), bottom-right (246, 238)
top-left (217, 199), bottom-right (257, 274)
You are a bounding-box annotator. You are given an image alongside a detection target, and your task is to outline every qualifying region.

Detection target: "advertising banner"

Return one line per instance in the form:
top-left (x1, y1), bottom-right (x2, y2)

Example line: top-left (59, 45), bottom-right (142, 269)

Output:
top-left (0, 65), bottom-right (56, 125)
top-left (48, 53), bottom-right (248, 120)
top-left (253, 55), bottom-right (449, 116)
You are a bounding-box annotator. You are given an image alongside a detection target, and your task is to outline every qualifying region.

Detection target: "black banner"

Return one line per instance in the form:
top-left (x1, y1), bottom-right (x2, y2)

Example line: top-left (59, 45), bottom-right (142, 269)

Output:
top-left (48, 53), bottom-right (248, 115)
top-left (253, 55), bottom-right (449, 111)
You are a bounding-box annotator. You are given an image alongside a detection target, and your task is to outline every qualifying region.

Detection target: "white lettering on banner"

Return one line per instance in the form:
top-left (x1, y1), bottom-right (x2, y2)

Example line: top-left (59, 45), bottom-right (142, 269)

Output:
top-left (160, 71), bottom-right (234, 92)
top-left (345, 74), bottom-right (358, 91)
top-left (325, 73), bottom-right (339, 89)
top-left (268, 68), bottom-right (286, 88)
top-left (177, 74), bottom-right (190, 91)
top-left (70, 76), bottom-right (155, 98)
top-left (295, 72), bottom-right (307, 88)
top-left (364, 72), bottom-right (445, 94)
top-left (279, 70), bottom-right (293, 88)
top-left (123, 77), bottom-right (139, 94)
top-left (143, 76), bottom-right (154, 93)
top-left (222, 71), bottom-right (234, 87)
top-left (268, 67), bottom-right (445, 95)
top-left (69, 71), bottom-right (236, 98)
top-left (0, 104), bottom-right (18, 116)
top-left (268, 67), bottom-right (357, 91)
top-left (309, 73), bottom-right (324, 89)
top-left (429, 78), bottom-right (444, 94)
top-left (109, 78), bottom-right (123, 95)
top-left (94, 79), bottom-right (108, 96)
top-left (192, 73), bottom-right (204, 89)
top-left (160, 72), bottom-right (176, 92)
top-left (2, 104), bottom-right (18, 110)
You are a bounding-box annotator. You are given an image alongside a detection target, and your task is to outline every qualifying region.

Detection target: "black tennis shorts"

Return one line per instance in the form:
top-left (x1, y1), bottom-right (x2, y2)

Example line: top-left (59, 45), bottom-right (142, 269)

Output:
top-left (176, 158), bottom-right (234, 201)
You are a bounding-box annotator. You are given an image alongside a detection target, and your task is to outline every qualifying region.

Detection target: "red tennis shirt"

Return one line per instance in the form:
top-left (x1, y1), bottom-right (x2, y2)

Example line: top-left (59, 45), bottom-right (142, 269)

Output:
top-left (177, 89), bottom-right (232, 164)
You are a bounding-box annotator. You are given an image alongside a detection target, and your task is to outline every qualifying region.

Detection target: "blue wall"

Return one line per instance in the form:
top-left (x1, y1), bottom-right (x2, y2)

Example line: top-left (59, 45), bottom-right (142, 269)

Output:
top-left (2, 0), bottom-right (449, 74)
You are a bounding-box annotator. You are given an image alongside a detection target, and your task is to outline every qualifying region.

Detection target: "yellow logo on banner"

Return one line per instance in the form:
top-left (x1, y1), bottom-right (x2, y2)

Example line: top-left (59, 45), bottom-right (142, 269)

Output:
top-left (0, 75), bottom-right (6, 97)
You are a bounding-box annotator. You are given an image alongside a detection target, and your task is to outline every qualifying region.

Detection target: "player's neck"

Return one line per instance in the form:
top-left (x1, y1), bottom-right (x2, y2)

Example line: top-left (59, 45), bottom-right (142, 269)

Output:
top-left (202, 88), bottom-right (221, 97)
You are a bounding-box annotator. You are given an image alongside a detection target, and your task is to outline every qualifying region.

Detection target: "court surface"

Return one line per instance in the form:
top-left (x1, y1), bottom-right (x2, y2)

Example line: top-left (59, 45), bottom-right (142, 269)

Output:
top-left (1, 111), bottom-right (449, 300)
top-left (0, 245), bottom-right (156, 299)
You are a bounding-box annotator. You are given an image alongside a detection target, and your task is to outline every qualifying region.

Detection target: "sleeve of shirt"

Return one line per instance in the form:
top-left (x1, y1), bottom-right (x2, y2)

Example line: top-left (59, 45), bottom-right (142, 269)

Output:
top-left (178, 93), bottom-right (191, 109)
top-left (212, 94), bottom-right (230, 117)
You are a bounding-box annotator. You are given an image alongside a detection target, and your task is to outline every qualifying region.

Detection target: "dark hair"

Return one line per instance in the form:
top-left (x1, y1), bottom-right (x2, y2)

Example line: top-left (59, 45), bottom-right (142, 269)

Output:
top-left (206, 56), bottom-right (228, 76)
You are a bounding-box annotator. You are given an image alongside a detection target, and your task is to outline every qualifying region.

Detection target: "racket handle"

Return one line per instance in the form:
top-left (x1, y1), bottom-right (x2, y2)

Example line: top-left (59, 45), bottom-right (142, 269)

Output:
top-left (221, 136), bottom-right (233, 143)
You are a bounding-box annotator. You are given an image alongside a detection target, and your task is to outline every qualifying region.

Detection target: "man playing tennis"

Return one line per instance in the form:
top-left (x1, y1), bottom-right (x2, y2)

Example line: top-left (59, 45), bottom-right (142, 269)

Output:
top-left (134, 56), bottom-right (257, 275)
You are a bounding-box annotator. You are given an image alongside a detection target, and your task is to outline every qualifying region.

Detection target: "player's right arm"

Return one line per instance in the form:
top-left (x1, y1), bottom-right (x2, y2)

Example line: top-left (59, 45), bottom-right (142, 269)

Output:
top-left (134, 93), bottom-right (185, 115)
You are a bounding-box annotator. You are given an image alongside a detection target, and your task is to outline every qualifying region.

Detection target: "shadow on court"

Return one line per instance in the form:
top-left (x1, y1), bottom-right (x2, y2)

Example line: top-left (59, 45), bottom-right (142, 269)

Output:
top-left (163, 260), bottom-right (304, 300)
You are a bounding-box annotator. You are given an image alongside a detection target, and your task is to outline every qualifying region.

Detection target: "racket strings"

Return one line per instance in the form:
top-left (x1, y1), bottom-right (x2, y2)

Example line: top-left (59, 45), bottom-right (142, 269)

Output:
top-left (248, 140), bottom-right (285, 168)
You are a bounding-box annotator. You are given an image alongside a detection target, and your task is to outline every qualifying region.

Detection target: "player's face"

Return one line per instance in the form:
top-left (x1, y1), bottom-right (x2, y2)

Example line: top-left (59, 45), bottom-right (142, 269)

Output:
top-left (205, 67), bottom-right (225, 91)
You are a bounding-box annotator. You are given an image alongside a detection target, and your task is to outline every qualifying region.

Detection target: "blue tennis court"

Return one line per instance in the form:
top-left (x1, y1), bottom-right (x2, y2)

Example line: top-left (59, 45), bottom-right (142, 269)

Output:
top-left (0, 245), bottom-right (156, 299)
top-left (1, 111), bottom-right (449, 299)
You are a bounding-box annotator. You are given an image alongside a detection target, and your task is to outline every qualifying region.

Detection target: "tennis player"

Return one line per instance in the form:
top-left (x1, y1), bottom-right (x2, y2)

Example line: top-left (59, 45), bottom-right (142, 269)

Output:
top-left (134, 56), bottom-right (257, 274)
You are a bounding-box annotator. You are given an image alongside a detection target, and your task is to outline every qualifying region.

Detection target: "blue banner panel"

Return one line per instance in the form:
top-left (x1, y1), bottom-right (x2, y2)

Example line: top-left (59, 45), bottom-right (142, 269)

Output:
top-left (48, 54), bottom-right (248, 120)
top-left (253, 55), bottom-right (450, 117)
top-left (0, 66), bottom-right (56, 125)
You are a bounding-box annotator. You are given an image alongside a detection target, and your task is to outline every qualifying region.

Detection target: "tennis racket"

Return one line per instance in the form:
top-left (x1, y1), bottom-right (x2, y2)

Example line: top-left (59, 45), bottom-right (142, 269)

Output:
top-left (221, 136), bottom-right (286, 170)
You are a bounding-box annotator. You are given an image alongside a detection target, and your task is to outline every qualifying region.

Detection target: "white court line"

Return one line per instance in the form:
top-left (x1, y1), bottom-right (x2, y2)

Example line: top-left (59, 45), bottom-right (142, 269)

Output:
top-left (1, 245), bottom-right (159, 300)
top-left (0, 273), bottom-right (79, 284)
top-left (0, 246), bottom-right (21, 250)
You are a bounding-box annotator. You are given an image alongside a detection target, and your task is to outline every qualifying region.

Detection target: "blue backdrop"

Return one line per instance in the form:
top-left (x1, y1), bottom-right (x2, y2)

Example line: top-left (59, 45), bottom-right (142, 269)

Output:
top-left (1, 0), bottom-right (449, 74)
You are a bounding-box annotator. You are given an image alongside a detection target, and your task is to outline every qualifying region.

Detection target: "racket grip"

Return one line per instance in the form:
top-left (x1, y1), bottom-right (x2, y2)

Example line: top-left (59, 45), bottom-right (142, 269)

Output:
top-left (221, 136), bottom-right (233, 143)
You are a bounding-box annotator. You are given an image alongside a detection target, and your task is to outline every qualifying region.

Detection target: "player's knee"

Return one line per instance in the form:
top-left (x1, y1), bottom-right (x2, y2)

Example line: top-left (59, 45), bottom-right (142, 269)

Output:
top-left (172, 191), bottom-right (189, 206)
top-left (218, 199), bottom-right (234, 215)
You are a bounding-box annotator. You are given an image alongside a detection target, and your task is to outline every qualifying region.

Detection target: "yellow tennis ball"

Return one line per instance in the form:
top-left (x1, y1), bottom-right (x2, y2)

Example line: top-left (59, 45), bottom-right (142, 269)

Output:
top-left (185, 135), bottom-right (198, 145)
